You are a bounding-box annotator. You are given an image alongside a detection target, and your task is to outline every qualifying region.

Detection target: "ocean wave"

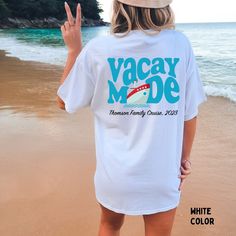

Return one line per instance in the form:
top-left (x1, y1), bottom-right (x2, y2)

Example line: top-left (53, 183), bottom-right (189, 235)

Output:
top-left (198, 57), bottom-right (236, 71)
top-left (0, 35), bottom-right (67, 66)
top-left (204, 84), bottom-right (236, 102)
top-left (0, 26), bottom-right (236, 103)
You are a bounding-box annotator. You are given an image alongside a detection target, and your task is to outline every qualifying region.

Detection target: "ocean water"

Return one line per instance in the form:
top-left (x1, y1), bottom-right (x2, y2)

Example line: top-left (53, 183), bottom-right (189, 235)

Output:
top-left (0, 22), bottom-right (235, 102)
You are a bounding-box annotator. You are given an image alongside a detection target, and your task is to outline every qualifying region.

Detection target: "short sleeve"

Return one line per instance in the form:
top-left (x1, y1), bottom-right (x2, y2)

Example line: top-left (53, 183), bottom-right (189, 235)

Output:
top-left (184, 42), bottom-right (207, 121)
top-left (57, 43), bottom-right (95, 114)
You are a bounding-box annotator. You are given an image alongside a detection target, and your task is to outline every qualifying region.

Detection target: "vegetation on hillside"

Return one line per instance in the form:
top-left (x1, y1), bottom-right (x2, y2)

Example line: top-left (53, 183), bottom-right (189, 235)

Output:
top-left (0, 0), bottom-right (103, 20)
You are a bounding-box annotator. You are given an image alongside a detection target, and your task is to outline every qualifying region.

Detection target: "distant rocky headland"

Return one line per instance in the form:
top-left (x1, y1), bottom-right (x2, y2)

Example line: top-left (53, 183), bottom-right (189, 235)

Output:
top-left (0, 17), bottom-right (110, 29)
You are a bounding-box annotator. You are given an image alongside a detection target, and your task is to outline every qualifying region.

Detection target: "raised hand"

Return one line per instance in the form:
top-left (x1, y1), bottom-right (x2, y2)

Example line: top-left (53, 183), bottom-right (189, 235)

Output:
top-left (61, 2), bottom-right (82, 55)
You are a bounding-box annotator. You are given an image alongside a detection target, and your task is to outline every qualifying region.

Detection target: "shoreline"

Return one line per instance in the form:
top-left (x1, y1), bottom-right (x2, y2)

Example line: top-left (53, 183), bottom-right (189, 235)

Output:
top-left (0, 49), bottom-right (236, 235)
top-left (0, 48), bottom-right (235, 108)
top-left (0, 17), bottom-right (109, 29)
top-left (0, 49), bottom-right (64, 118)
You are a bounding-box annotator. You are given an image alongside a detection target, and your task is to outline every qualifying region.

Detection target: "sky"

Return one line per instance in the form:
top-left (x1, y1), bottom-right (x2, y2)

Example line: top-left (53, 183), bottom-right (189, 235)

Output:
top-left (99, 0), bottom-right (236, 23)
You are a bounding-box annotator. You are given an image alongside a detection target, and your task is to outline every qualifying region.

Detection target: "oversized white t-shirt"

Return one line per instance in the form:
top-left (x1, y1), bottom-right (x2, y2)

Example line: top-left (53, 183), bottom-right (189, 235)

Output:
top-left (57, 29), bottom-right (207, 215)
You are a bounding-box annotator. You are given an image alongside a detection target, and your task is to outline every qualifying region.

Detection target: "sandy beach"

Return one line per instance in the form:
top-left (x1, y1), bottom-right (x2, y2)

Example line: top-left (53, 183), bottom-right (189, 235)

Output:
top-left (0, 49), bottom-right (236, 236)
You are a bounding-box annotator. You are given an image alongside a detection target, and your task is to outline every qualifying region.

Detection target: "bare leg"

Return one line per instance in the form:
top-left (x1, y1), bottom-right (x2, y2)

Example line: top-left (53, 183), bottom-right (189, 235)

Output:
top-left (98, 203), bottom-right (125, 236)
top-left (142, 207), bottom-right (177, 236)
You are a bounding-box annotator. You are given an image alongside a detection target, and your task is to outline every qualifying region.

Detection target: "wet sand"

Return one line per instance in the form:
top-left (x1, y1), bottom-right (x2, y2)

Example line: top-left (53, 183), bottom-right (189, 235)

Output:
top-left (0, 50), bottom-right (236, 235)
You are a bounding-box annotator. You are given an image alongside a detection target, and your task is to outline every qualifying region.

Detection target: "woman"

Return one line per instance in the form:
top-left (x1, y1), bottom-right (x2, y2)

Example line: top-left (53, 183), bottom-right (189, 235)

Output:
top-left (57, 0), bottom-right (207, 235)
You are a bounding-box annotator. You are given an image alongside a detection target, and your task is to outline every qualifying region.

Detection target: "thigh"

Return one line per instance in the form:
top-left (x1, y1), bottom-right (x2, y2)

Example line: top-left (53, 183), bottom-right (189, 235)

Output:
top-left (99, 203), bottom-right (125, 224)
top-left (142, 207), bottom-right (177, 236)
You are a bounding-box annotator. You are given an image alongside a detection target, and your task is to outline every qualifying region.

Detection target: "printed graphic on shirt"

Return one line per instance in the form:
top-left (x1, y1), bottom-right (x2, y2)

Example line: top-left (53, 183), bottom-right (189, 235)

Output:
top-left (107, 57), bottom-right (180, 107)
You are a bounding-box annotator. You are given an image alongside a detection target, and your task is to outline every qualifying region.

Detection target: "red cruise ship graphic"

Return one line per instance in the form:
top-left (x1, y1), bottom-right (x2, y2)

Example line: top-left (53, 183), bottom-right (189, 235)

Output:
top-left (127, 84), bottom-right (150, 104)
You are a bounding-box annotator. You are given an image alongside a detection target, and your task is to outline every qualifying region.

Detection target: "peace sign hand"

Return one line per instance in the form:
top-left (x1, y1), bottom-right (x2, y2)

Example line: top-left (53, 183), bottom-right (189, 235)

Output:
top-left (61, 2), bottom-right (82, 56)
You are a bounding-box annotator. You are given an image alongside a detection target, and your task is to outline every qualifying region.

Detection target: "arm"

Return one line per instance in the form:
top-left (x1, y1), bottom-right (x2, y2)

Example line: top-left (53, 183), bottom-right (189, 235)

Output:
top-left (181, 116), bottom-right (197, 163)
top-left (178, 115), bottom-right (197, 191)
top-left (56, 2), bottom-right (82, 110)
top-left (57, 51), bottom-right (80, 110)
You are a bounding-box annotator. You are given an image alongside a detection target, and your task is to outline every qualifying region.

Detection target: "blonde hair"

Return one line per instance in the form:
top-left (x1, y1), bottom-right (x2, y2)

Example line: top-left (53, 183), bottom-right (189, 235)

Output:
top-left (110, 0), bottom-right (175, 37)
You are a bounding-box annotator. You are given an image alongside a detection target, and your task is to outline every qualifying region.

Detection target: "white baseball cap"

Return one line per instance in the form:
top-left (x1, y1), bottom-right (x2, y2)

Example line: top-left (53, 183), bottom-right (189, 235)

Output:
top-left (117, 0), bottom-right (173, 8)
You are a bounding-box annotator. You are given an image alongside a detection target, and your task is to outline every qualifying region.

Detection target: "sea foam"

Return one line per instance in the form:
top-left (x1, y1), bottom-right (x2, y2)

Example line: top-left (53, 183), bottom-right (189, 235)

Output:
top-left (0, 24), bottom-right (236, 103)
top-left (0, 35), bottom-right (67, 66)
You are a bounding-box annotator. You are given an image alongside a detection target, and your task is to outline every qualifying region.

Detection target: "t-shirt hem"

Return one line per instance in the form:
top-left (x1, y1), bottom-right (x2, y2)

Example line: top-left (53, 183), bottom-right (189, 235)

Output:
top-left (95, 195), bottom-right (181, 216)
top-left (184, 94), bottom-right (208, 121)
top-left (184, 110), bottom-right (198, 121)
top-left (57, 88), bottom-right (77, 114)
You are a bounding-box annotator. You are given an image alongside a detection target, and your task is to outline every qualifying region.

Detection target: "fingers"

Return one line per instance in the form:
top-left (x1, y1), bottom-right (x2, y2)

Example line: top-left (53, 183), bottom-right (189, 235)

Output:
top-left (178, 166), bottom-right (191, 179)
top-left (178, 179), bottom-right (185, 191)
top-left (60, 24), bottom-right (65, 35)
top-left (63, 21), bottom-right (71, 31)
top-left (76, 3), bottom-right (81, 27)
top-left (65, 1), bottom-right (75, 25)
top-left (178, 164), bottom-right (192, 191)
top-left (179, 174), bottom-right (187, 179)
top-left (182, 161), bottom-right (191, 169)
top-left (180, 166), bottom-right (191, 175)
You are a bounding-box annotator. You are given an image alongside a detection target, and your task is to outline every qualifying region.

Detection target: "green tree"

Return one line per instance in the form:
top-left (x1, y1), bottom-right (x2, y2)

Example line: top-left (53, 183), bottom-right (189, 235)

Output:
top-left (80, 0), bottom-right (103, 20)
top-left (3, 0), bottom-right (103, 20)
top-left (0, 0), bottom-right (10, 19)
top-left (55, 0), bottom-right (78, 20)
